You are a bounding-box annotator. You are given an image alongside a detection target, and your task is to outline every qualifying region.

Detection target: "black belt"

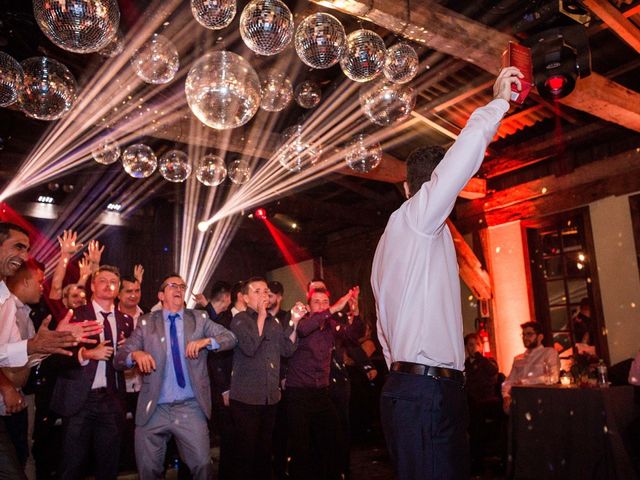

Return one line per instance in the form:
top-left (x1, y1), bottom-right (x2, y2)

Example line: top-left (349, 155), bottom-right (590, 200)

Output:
top-left (391, 361), bottom-right (465, 384)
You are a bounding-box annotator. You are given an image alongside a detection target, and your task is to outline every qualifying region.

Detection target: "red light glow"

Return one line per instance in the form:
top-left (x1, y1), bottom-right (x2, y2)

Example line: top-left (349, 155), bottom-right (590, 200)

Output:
top-left (255, 208), bottom-right (267, 220)
top-left (545, 76), bottom-right (566, 93)
top-left (261, 218), bottom-right (311, 292)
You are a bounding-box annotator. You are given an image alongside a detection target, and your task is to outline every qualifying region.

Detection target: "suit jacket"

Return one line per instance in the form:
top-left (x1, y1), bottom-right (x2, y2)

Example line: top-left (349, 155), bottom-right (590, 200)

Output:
top-left (50, 304), bottom-right (134, 417)
top-left (114, 309), bottom-right (237, 426)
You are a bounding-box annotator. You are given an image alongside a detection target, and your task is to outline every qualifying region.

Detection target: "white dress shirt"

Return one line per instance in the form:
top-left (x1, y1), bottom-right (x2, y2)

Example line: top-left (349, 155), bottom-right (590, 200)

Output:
top-left (90, 300), bottom-right (118, 390)
top-left (371, 99), bottom-right (510, 371)
top-left (501, 345), bottom-right (561, 396)
top-left (0, 281), bottom-right (27, 368)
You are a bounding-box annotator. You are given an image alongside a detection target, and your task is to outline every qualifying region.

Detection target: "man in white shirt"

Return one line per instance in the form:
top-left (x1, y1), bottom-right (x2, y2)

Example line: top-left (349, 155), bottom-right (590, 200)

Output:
top-left (0, 222), bottom-right (81, 479)
top-left (371, 68), bottom-right (523, 480)
top-left (1, 260), bottom-right (45, 467)
top-left (501, 321), bottom-right (560, 413)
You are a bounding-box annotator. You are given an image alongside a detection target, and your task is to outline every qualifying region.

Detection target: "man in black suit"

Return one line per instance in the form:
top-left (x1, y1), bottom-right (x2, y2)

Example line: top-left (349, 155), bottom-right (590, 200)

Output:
top-left (51, 265), bottom-right (133, 480)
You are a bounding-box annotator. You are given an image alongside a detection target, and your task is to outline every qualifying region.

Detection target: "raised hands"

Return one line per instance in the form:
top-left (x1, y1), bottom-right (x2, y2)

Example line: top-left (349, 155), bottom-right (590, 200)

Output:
top-left (192, 293), bottom-right (208, 308)
top-left (57, 229), bottom-right (83, 259)
top-left (134, 264), bottom-right (144, 284)
top-left (330, 287), bottom-right (359, 315)
top-left (86, 239), bottom-right (104, 268)
top-left (493, 67), bottom-right (524, 102)
top-left (290, 301), bottom-right (307, 324)
top-left (56, 309), bottom-right (102, 344)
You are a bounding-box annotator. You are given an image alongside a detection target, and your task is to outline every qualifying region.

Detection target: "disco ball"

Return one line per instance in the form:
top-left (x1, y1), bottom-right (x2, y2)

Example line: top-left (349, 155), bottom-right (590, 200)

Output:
top-left (159, 150), bottom-right (192, 182)
top-left (384, 43), bottom-right (419, 84)
top-left (0, 52), bottom-right (23, 107)
top-left (340, 29), bottom-right (386, 82)
top-left (239, 0), bottom-right (294, 56)
top-left (345, 134), bottom-right (382, 173)
top-left (295, 13), bottom-right (346, 69)
top-left (191, 0), bottom-right (236, 30)
top-left (196, 154), bottom-right (227, 186)
top-left (228, 159), bottom-right (251, 184)
top-left (91, 137), bottom-right (121, 165)
top-left (33, 0), bottom-right (120, 54)
top-left (122, 144), bottom-right (157, 178)
top-left (294, 81), bottom-right (321, 109)
top-left (359, 80), bottom-right (416, 126)
top-left (98, 29), bottom-right (124, 57)
top-left (277, 125), bottom-right (320, 172)
top-left (260, 71), bottom-right (292, 112)
top-left (185, 50), bottom-right (261, 130)
top-left (131, 34), bottom-right (179, 85)
top-left (19, 57), bottom-right (78, 121)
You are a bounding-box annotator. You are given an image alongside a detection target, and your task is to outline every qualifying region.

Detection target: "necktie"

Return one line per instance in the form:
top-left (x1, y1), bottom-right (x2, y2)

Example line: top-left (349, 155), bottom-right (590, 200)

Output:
top-left (100, 311), bottom-right (117, 391)
top-left (168, 313), bottom-right (186, 388)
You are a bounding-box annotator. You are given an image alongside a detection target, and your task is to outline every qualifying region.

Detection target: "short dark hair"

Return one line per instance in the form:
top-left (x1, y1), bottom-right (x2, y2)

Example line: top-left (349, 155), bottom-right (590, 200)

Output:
top-left (92, 265), bottom-right (121, 280)
top-left (406, 146), bottom-right (446, 197)
top-left (241, 277), bottom-right (267, 295)
top-left (210, 281), bottom-right (231, 302)
top-left (579, 297), bottom-right (590, 309)
top-left (520, 321), bottom-right (543, 335)
top-left (0, 222), bottom-right (29, 246)
top-left (307, 286), bottom-right (330, 304)
top-left (158, 273), bottom-right (183, 292)
top-left (268, 280), bottom-right (283, 296)
top-left (119, 275), bottom-right (138, 290)
top-left (464, 333), bottom-right (481, 346)
top-left (231, 281), bottom-right (244, 306)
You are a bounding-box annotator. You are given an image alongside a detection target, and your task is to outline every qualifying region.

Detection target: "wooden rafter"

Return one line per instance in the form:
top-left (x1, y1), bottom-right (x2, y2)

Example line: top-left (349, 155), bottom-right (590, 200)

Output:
top-left (587, 0), bottom-right (640, 48)
top-left (309, 0), bottom-right (640, 132)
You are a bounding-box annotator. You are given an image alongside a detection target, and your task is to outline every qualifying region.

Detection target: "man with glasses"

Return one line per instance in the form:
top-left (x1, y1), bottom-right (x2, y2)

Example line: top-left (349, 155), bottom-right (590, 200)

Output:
top-left (501, 321), bottom-right (560, 414)
top-left (115, 273), bottom-right (237, 480)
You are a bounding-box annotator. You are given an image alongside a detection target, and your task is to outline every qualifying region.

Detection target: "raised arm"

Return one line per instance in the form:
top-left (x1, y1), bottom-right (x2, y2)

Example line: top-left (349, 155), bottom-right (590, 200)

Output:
top-left (49, 230), bottom-right (83, 301)
top-left (404, 68), bottom-right (521, 234)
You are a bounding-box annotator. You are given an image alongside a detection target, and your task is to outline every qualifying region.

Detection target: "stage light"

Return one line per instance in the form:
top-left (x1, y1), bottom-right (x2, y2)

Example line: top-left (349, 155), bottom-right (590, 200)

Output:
top-left (255, 208), bottom-right (267, 220)
top-left (106, 202), bottom-right (122, 212)
top-left (529, 25), bottom-right (591, 101)
top-left (37, 196), bottom-right (54, 204)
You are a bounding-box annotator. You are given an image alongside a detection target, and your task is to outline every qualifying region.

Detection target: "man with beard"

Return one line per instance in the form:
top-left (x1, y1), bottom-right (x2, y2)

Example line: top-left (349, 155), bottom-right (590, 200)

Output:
top-left (501, 322), bottom-right (560, 413)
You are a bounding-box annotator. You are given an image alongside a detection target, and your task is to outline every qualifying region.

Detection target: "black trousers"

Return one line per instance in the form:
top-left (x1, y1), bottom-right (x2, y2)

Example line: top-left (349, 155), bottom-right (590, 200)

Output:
top-left (2, 408), bottom-right (28, 467)
top-left (210, 398), bottom-right (234, 480)
top-left (286, 387), bottom-right (342, 480)
top-left (0, 417), bottom-right (26, 480)
top-left (59, 390), bottom-right (124, 480)
top-left (380, 371), bottom-right (469, 480)
top-left (121, 391), bottom-right (138, 472)
top-left (272, 392), bottom-right (289, 480)
top-left (229, 400), bottom-right (277, 480)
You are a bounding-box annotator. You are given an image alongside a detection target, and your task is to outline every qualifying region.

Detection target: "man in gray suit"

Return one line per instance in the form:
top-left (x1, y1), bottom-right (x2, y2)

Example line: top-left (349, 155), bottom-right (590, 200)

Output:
top-left (114, 273), bottom-right (237, 480)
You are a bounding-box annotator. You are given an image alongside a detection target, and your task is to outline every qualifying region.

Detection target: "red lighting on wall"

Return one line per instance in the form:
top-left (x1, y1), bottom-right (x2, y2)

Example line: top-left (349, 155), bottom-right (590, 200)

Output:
top-left (261, 217), bottom-right (311, 291)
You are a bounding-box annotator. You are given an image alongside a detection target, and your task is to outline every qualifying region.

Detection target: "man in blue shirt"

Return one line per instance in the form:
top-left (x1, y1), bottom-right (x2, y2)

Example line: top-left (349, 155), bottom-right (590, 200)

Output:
top-left (114, 274), bottom-right (237, 480)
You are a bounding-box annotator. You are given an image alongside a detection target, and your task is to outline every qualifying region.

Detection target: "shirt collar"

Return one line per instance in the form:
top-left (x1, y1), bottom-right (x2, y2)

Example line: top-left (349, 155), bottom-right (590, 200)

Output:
top-left (0, 281), bottom-right (10, 304)
top-left (92, 300), bottom-right (114, 319)
top-left (163, 309), bottom-right (184, 321)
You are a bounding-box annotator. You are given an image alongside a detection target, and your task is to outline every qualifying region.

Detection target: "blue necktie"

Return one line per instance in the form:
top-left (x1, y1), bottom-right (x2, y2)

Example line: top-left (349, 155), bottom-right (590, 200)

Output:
top-left (168, 313), bottom-right (186, 388)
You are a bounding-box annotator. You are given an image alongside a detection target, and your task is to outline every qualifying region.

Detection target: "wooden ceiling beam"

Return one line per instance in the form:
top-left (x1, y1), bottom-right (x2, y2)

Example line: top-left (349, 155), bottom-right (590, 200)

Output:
top-left (309, 0), bottom-right (640, 132)
top-left (585, 0), bottom-right (640, 49)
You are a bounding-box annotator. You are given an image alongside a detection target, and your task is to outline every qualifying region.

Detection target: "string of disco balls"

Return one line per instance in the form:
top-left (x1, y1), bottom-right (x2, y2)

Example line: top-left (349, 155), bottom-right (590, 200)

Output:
top-left (0, 0), bottom-right (419, 186)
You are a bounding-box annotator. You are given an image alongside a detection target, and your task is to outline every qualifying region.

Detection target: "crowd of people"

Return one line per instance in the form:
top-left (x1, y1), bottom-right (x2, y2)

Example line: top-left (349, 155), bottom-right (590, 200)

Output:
top-left (0, 222), bottom-right (382, 480)
top-left (0, 68), bottom-right (538, 480)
